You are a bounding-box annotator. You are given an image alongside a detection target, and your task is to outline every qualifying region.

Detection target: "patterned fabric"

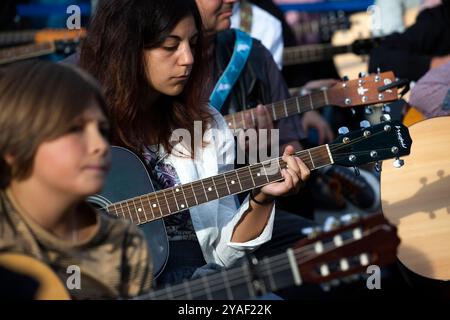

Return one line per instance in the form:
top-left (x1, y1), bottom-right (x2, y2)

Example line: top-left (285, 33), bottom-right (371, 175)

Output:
top-left (0, 190), bottom-right (153, 300)
top-left (142, 146), bottom-right (198, 242)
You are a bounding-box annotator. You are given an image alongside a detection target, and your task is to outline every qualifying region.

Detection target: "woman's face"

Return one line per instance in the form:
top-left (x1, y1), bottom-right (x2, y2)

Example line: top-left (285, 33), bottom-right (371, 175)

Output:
top-left (143, 15), bottom-right (199, 96)
top-left (29, 102), bottom-right (111, 198)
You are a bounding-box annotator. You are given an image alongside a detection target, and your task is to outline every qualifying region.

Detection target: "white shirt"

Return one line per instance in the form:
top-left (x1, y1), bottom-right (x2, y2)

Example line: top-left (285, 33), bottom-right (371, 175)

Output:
top-left (231, 2), bottom-right (284, 69)
top-left (154, 107), bottom-right (275, 267)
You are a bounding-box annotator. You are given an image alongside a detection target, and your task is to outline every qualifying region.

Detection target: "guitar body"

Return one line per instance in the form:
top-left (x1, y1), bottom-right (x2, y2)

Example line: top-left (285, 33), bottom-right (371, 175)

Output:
top-left (381, 116), bottom-right (450, 280)
top-left (0, 253), bottom-right (70, 300)
top-left (89, 147), bottom-right (169, 279)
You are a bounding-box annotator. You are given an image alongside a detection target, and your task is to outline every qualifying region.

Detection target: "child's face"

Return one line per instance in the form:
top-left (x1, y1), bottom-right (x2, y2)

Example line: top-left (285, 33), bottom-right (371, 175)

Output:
top-left (31, 102), bottom-right (110, 198)
top-left (143, 15), bottom-right (198, 96)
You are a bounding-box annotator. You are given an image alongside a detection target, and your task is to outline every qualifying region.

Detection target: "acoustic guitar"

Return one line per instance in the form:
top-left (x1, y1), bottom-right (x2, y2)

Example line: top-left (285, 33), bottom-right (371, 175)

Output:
top-left (381, 116), bottom-right (450, 281)
top-left (88, 121), bottom-right (412, 279)
top-left (0, 213), bottom-right (401, 300)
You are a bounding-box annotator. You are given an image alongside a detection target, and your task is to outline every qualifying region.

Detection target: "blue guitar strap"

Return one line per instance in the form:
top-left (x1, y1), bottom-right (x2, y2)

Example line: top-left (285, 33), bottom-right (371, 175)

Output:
top-left (209, 29), bottom-right (253, 111)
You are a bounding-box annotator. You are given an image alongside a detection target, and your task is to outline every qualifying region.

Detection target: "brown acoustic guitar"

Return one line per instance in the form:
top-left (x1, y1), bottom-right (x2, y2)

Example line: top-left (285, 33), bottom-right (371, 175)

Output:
top-left (0, 253), bottom-right (70, 300)
top-left (381, 116), bottom-right (450, 281)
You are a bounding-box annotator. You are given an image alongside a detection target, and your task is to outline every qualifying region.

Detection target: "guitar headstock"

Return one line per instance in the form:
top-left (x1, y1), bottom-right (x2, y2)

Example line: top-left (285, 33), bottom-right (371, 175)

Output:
top-left (294, 213), bottom-right (400, 286)
top-left (328, 120), bottom-right (412, 167)
top-left (327, 71), bottom-right (399, 108)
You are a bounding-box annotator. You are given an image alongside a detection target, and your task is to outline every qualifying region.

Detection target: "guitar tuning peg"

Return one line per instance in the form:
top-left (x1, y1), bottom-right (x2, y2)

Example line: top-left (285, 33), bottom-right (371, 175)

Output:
top-left (380, 113), bottom-right (391, 122)
top-left (301, 226), bottom-right (322, 239)
top-left (338, 126), bottom-right (349, 135)
top-left (374, 161), bottom-right (382, 173)
top-left (358, 72), bottom-right (367, 78)
top-left (323, 216), bottom-right (340, 231)
top-left (376, 67), bottom-right (381, 75)
top-left (350, 108), bottom-right (356, 115)
top-left (393, 157), bottom-right (405, 168)
top-left (353, 167), bottom-right (360, 176)
top-left (342, 75), bottom-right (349, 82)
top-left (360, 120), bottom-right (371, 128)
top-left (365, 106), bottom-right (374, 115)
top-left (382, 105), bottom-right (391, 114)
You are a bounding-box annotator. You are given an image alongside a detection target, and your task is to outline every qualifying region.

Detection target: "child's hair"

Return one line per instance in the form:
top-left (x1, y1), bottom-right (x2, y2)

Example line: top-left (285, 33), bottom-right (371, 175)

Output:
top-left (0, 61), bottom-right (108, 188)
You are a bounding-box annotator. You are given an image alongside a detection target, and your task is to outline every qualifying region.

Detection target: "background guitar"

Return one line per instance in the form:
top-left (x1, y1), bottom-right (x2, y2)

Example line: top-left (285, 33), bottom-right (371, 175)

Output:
top-left (331, 9), bottom-right (419, 79)
top-left (0, 39), bottom-right (80, 65)
top-left (381, 116), bottom-right (450, 281)
top-left (0, 28), bottom-right (86, 47)
top-left (88, 121), bottom-right (412, 279)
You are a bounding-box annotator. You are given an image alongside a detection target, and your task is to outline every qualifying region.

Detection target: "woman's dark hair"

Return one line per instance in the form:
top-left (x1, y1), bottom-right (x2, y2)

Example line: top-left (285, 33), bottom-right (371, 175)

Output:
top-left (80, 0), bottom-right (211, 156)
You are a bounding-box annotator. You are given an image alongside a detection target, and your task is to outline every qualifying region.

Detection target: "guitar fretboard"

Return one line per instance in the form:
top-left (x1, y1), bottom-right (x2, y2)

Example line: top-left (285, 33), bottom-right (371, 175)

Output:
top-left (140, 249), bottom-right (301, 300)
top-left (107, 146), bottom-right (333, 224)
top-left (0, 30), bottom-right (36, 46)
top-left (0, 42), bottom-right (54, 65)
top-left (223, 90), bottom-right (330, 129)
top-left (283, 43), bottom-right (351, 66)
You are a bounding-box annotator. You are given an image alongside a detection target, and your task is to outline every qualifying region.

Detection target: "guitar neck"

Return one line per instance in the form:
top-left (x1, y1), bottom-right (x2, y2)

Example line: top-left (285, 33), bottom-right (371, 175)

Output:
top-left (139, 249), bottom-right (300, 300)
top-left (0, 30), bottom-right (36, 46)
top-left (0, 42), bottom-right (55, 65)
top-left (283, 43), bottom-right (351, 66)
top-left (107, 145), bottom-right (333, 224)
top-left (223, 90), bottom-right (330, 129)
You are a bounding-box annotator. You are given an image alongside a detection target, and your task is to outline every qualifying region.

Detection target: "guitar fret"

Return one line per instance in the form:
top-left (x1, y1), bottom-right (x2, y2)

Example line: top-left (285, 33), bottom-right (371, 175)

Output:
top-left (114, 204), bottom-right (124, 219)
top-left (283, 100), bottom-right (288, 117)
top-left (241, 111), bottom-right (246, 129)
top-left (208, 177), bottom-right (220, 198)
top-left (309, 94), bottom-right (314, 110)
top-left (171, 188), bottom-right (180, 211)
top-left (131, 200), bottom-right (141, 224)
top-left (145, 195), bottom-right (157, 219)
top-left (221, 270), bottom-right (234, 300)
top-left (250, 109), bottom-right (256, 127)
top-left (231, 113), bottom-right (237, 130)
top-left (306, 149), bottom-right (316, 169)
top-left (226, 171), bottom-right (242, 194)
top-left (120, 202), bottom-right (131, 221)
top-left (261, 163), bottom-right (270, 182)
top-left (153, 194), bottom-right (164, 217)
top-left (189, 184), bottom-right (199, 205)
top-left (200, 179), bottom-right (209, 202)
top-left (295, 96), bottom-right (301, 113)
top-left (202, 276), bottom-right (213, 300)
top-left (244, 264), bottom-right (256, 298)
top-left (162, 191), bottom-right (172, 214)
top-left (323, 89), bottom-right (329, 105)
top-left (247, 166), bottom-right (256, 187)
top-left (178, 185), bottom-right (189, 209)
top-left (183, 280), bottom-right (193, 300)
top-left (271, 103), bottom-right (276, 120)
top-left (138, 197), bottom-right (148, 221)
top-left (223, 173), bottom-right (231, 194)
top-left (263, 257), bottom-right (278, 292)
